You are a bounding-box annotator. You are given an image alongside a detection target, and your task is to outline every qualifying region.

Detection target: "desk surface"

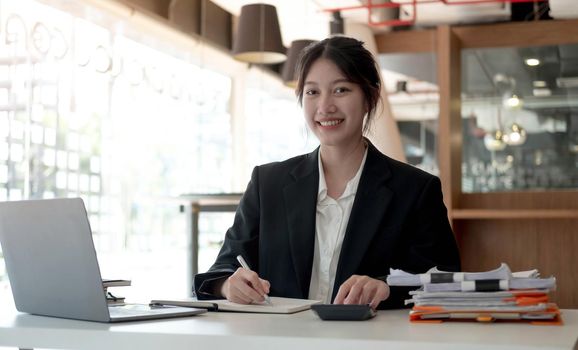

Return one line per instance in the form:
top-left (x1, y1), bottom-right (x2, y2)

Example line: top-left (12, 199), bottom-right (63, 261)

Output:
top-left (1, 308), bottom-right (577, 350)
top-left (180, 193), bottom-right (243, 207)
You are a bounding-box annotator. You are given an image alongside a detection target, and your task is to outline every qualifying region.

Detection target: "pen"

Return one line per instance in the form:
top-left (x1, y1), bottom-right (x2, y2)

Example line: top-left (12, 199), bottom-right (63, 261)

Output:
top-left (236, 255), bottom-right (272, 305)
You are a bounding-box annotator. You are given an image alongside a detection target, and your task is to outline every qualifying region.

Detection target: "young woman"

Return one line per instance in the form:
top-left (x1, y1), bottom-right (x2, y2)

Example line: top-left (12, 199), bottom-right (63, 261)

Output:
top-left (194, 36), bottom-right (460, 309)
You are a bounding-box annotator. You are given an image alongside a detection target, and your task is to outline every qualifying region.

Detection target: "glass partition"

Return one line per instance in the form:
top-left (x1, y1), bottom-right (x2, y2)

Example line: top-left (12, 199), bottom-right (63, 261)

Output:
top-left (461, 44), bottom-right (578, 192)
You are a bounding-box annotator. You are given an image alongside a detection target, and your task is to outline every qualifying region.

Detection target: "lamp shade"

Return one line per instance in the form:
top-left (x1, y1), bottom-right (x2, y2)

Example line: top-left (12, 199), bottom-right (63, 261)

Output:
top-left (281, 39), bottom-right (315, 88)
top-left (232, 3), bottom-right (286, 64)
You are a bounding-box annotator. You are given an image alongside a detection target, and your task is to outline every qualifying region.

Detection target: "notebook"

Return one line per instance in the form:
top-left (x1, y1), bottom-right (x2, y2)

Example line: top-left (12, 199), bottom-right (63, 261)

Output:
top-left (0, 198), bottom-right (206, 323)
top-left (150, 296), bottom-right (321, 314)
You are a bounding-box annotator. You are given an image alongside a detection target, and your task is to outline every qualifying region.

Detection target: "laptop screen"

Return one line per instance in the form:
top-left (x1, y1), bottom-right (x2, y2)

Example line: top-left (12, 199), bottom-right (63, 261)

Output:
top-left (0, 198), bottom-right (110, 322)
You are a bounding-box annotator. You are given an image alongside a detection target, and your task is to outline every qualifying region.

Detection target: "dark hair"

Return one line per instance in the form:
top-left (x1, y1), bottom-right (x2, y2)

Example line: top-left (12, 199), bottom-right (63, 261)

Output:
top-left (295, 36), bottom-right (382, 130)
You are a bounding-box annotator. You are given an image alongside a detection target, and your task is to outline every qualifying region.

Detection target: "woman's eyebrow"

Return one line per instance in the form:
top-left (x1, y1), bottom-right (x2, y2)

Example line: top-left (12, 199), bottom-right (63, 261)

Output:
top-left (331, 78), bottom-right (351, 84)
top-left (304, 78), bottom-right (351, 86)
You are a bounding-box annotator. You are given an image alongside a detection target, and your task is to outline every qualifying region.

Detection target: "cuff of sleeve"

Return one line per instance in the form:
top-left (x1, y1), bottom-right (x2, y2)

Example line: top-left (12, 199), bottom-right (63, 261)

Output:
top-left (194, 271), bottom-right (233, 300)
top-left (376, 276), bottom-right (414, 310)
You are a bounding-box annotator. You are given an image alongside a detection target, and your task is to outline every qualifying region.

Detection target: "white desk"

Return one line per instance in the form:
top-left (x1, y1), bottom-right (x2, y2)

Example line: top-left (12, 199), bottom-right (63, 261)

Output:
top-left (1, 308), bottom-right (577, 350)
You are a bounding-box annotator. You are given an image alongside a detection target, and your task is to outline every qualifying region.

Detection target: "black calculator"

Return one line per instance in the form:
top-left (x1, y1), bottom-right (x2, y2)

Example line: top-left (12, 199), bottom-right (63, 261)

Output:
top-left (311, 304), bottom-right (376, 321)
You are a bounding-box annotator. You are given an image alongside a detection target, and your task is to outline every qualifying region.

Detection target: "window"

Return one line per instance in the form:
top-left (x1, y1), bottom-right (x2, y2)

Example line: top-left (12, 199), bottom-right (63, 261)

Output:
top-left (0, 0), bottom-right (233, 298)
top-left (244, 68), bottom-right (318, 173)
top-left (0, 0), bottom-right (318, 299)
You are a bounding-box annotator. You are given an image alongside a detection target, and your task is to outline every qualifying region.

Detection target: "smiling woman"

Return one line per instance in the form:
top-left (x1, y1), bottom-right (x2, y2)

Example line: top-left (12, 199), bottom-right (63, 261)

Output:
top-left (301, 58), bottom-right (367, 150)
top-left (296, 37), bottom-right (382, 135)
top-left (194, 36), bottom-right (460, 310)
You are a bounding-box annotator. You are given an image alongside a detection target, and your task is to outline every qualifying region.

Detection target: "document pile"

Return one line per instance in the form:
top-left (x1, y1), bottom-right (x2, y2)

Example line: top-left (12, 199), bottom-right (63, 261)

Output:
top-left (103, 279), bottom-right (131, 306)
top-left (387, 263), bottom-right (562, 324)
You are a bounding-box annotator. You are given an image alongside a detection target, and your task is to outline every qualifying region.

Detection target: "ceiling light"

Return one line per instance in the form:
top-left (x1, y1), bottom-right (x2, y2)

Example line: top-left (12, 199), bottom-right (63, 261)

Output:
top-left (503, 123), bottom-right (527, 146)
top-left (484, 130), bottom-right (507, 151)
top-left (533, 88), bottom-right (551, 97)
top-left (232, 4), bottom-right (286, 64)
top-left (282, 39), bottom-right (316, 88)
top-left (525, 58), bottom-right (540, 66)
top-left (533, 80), bottom-right (547, 88)
top-left (493, 73), bottom-right (515, 89)
top-left (504, 94), bottom-right (523, 109)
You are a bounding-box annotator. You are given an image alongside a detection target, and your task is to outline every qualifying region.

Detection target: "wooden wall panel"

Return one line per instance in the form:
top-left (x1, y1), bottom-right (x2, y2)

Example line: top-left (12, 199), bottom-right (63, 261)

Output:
top-left (436, 25), bottom-right (462, 216)
top-left (536, 220), bottom-right (578, 308)
top-left (457, 220), bottom-right (539, 273)
top-left (374, 29), bottom-right (435, 54)
top-left (453, 19), bottom-right (578, 49)
top-left (168, 0), bottom-right (232, 50)
top-left (125, 0), bottom-right (171, 18)
top-left (457, 219), bottom-right (578, 308)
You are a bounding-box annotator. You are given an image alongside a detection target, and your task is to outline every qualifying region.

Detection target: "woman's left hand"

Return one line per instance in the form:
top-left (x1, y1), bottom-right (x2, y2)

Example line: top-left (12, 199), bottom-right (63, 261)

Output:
top-left (333, 275), bottom-right (390, 310)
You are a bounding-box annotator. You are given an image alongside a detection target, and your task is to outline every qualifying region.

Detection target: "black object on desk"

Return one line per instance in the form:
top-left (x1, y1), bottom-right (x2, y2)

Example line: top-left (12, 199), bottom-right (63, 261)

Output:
top-left (311, 304), bottom-right (376, 321)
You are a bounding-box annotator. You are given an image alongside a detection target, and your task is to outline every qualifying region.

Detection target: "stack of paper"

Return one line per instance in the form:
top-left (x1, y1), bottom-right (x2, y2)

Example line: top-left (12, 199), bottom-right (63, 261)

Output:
top-left (387, 263), bottom-right (562, 324)
top-left (103, 279), bottom-right (131, 307)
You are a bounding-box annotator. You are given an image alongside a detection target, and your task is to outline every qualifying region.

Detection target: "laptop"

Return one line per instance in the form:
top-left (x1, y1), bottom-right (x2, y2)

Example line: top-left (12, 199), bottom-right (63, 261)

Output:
top-left (0, 198), bottom-right (206, 322)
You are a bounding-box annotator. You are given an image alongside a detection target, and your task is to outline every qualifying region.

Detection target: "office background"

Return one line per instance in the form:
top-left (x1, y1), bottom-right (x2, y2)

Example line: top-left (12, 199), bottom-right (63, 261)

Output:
top-left (0, 0), bottom-right (577, 308)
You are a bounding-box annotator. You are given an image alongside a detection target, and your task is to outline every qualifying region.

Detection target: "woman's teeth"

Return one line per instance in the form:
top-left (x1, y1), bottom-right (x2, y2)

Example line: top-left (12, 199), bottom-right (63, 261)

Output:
top-left (319, 120), bottom-right (342, 127)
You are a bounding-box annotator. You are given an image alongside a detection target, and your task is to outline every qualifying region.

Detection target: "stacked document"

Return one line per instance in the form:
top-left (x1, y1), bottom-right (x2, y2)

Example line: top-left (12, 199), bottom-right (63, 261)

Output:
top-left (387, 263), bottom-right (562, 324)
top-left (103, 279), bottom-right (131, 307)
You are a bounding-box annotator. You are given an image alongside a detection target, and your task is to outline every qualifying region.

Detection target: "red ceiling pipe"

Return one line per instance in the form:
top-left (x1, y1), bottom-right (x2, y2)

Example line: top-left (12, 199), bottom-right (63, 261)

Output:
top-left (322, 0), bottom-right (418, 27)
top-left (322, 0), bottom-right (548, 27)
top-left (439, 0), bottom-right (547, 5)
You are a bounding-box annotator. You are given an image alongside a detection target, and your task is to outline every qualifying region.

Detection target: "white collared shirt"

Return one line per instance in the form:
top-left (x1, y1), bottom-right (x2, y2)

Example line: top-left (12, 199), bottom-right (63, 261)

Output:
top-left (308, 147), bottom-right (368, 303)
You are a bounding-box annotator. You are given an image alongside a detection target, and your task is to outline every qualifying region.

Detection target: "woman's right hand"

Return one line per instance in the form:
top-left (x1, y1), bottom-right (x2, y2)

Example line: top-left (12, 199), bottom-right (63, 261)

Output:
top-left (219, 267), bottom-right (271, 304)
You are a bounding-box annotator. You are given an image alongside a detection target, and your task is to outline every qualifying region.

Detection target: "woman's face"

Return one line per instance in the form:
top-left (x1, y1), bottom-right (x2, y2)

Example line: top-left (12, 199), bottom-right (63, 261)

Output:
top-left (302, 58), bottom-right (367, 148)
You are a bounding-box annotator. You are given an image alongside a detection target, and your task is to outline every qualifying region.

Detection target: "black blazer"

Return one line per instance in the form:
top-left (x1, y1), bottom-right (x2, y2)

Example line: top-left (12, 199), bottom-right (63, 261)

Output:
top-left (194, 141), bottom-right (460, 309)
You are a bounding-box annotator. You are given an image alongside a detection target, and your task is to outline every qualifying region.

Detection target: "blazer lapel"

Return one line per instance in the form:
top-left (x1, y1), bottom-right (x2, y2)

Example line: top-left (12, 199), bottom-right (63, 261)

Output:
top-left (333, 142), bottom-right (394, 293)
top-left (283, 148), bottom-right (319, 298)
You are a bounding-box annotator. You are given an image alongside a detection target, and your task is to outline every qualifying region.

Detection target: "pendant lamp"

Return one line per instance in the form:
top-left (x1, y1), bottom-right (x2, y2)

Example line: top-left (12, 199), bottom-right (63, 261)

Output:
top-left (281, 39), bottom-right (315, 88)
top-left (503, 123), bottom-right (527, 146)
top-left (484, 130), bottom-right (507, 151)
top-left (232, 3), bottom-right (286, 64)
